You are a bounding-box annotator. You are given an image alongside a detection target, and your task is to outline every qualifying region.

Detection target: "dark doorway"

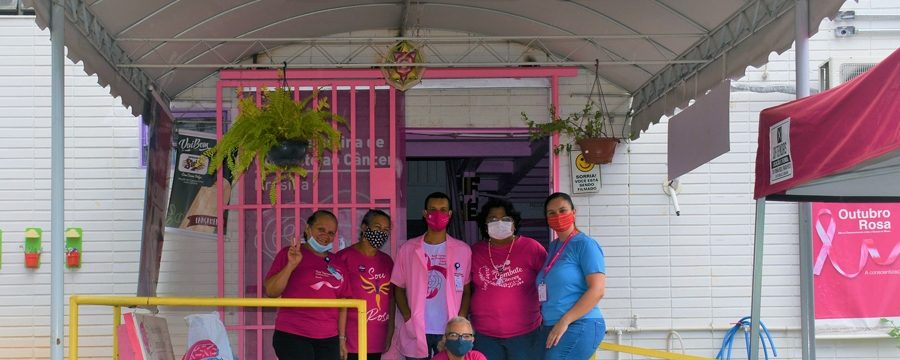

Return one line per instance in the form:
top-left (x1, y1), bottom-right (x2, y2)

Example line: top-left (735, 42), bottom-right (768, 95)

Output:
top-left (404, 129), bottom-right (551, 245)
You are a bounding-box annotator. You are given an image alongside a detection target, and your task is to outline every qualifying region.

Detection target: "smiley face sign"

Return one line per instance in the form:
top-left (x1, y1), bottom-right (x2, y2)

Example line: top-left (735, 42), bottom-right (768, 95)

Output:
top-left (570, 151), bottom-right (600, 193)
top-left (574, 153), bottom-right (595, 172)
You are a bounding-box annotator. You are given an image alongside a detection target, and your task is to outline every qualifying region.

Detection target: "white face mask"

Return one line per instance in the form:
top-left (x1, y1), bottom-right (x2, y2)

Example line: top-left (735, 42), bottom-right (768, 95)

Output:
top-left (487, 220), bottom-right (514, 240)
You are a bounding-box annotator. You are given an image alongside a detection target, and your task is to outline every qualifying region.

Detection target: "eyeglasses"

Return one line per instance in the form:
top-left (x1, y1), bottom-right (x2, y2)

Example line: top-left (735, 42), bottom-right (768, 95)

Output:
top-left (445, 332), bottom-right (475, 341)
top-left (486, 216), bottom-right (513, 223)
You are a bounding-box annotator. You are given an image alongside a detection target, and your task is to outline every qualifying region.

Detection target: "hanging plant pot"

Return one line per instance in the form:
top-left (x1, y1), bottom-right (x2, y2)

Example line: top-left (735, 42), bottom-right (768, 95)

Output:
top-left (25, 252), bottom-right (40, 268)
top-left (577, 137), bottom-right (619, 164)
top-left (67, 251), bottom-right (81, 268)
top-left (266, 139), bottom-right (309, 167)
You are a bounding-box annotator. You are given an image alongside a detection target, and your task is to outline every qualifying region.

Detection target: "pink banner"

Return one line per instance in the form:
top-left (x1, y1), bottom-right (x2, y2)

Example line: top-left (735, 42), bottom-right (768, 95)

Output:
top-left (813, 202), bottom-right (900, 319)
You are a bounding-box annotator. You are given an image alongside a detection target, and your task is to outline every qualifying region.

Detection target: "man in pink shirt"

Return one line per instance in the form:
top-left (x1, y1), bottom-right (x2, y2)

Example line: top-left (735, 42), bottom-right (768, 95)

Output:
top-left (392, 192), bottom-right (472, 360)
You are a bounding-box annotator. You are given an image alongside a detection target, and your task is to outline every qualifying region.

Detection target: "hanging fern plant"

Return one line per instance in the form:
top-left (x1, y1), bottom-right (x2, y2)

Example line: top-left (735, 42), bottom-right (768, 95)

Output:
top-left (204, 87), bottom-right (346, 204)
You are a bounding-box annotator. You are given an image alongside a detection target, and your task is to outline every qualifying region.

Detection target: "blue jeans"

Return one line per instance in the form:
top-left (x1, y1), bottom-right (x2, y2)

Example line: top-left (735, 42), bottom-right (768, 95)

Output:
top-left (474, 327), bottom-right (544, 360)
top-left (541, 318), bottom-right (605, 360)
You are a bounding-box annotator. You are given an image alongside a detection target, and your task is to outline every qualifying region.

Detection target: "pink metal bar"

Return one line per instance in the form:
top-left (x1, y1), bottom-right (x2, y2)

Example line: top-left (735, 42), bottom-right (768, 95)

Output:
top-left (312, 86), bottom-right (319, 207)
top-left (254, 86), bottom-right (264, 359)
top-left (224, 203), bottom-right (387, 210)
top-left (551, 75), bottom-right (561, 192)
top-left (405, 127), bottom-right (531, 134)
top-left (226, 325), bottom-right (276, 330)
top-left (350, 87), bottom-right (358, 240)
top-left (331, 85), bottom-right (339, 250)
top-left (294, 87), bottom-right (302, 247)
top-left (369, 86), bottom-right (376, 205)
top-left (388, 86), bottom-right (397, 257)
top-left (216, 83), bottom-right (225, 301)
top-left (220, 67), bottom-right (579, 80)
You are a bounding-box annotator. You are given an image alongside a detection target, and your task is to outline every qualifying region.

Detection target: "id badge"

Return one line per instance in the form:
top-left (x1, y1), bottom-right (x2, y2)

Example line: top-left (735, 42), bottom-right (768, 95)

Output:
top-left (454, 273), bottom-right (465, 291)
top-left (538, 283), bottom-right (548, 302)
top-left (327, 266), bottom-right (343, 281)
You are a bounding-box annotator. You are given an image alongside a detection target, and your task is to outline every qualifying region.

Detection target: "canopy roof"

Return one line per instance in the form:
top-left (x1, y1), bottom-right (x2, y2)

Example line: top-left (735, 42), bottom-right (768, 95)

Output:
top-left (754, 47), bottom-right (900, 201)
top-left (27, 0), bottom-right (844, 139)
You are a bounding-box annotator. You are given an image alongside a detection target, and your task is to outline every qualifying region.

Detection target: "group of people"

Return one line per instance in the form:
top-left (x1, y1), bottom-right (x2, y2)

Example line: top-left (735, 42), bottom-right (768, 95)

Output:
top-left (264, 192), bottom-right (606, 360)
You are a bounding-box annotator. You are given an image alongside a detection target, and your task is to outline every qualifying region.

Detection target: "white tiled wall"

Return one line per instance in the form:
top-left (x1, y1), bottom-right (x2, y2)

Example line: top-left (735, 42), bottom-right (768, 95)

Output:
top-left (2, 0), bottom-right (900, 358)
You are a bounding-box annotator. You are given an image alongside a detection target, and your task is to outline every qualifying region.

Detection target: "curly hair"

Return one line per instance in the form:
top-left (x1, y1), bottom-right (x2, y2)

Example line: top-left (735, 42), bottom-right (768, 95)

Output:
top-left (475, 197), bottom-right (522, 240)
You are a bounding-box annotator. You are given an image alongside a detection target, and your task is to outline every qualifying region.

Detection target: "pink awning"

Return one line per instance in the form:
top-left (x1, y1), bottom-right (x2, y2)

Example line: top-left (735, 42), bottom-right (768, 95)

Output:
top-left (754, 47), bottom-right (900, 200)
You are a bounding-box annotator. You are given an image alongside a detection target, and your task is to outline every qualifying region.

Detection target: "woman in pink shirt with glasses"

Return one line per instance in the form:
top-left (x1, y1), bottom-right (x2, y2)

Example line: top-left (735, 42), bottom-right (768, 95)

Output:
top-left (470, 198), bottom-right (548, 360)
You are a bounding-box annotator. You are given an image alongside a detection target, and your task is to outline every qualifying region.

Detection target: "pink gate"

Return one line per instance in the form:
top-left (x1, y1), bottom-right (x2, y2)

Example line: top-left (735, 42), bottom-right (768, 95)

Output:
top-left (215, 68), bottom-right (575, 359)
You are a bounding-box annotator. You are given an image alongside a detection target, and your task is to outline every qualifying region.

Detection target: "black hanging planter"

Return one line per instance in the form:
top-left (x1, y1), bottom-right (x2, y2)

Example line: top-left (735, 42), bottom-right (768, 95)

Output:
top-left (267, 139), bottom-right (309, 166)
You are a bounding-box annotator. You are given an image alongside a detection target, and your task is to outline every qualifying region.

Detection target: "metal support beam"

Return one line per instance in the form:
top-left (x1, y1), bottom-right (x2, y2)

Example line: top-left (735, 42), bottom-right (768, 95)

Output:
top-left (62, 0), bottom-right (154, 101)
top-left (50, 1), bottom-right (65, 359)
top-left (794, 2), bottom-right (814, 359)
top-left (112, 34), bottom-right (706, 72)
top-left (749, 198), bottom-right (766, 360)
top-left (630, 0), bottom-right (795, 136)
top-left (799, 203), bottom-right (816, 360)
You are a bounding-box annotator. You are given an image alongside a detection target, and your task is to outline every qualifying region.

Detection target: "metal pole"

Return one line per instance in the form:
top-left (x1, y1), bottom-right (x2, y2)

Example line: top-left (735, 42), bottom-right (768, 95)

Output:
top-left (749, 198), bottom-right (766, 360)
top-left (795, 1), bottom-right (813, 359)
top-left (796, 0), bottom-right (811, 99)
top-left (50, 1), bottom-right (67, 359)
top-left (799, 203), bottom-right (816, 359)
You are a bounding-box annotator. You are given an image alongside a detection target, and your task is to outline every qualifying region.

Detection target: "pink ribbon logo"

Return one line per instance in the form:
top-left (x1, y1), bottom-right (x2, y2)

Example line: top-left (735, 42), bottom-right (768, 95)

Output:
top-left (813, 209), bottom-right (900, 278)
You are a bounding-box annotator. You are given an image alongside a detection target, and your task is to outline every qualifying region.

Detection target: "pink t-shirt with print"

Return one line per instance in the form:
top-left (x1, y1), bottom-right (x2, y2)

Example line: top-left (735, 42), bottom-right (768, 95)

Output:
top-left (470, 235), bottom-right (548, 338)
top-left (335, 246), bottom-right (394, 353)
top-left (432, 350), bottom-right (488, 360)
top-left (265, 246), bottom-right (346, 339)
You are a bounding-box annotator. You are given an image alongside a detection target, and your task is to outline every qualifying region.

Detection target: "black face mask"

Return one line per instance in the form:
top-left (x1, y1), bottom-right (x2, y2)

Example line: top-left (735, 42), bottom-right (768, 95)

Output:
top-left (363, 228), bottom-right (388, 249)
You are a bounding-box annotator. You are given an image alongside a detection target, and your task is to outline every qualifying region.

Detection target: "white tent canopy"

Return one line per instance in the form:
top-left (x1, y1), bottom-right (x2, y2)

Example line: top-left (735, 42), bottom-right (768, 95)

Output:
top-left (26, 0), bottom-right (845, 139)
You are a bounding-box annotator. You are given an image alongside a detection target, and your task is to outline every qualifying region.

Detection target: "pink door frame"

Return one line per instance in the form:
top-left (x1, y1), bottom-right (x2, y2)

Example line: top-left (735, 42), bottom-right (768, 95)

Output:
top-left (215, 67), bottom-right (576, 359)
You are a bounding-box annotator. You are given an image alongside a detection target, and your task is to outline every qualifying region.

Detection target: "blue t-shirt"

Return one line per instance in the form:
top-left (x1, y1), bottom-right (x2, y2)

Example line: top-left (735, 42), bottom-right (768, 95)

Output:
top-left (535, 232), bottom-right (605, 325)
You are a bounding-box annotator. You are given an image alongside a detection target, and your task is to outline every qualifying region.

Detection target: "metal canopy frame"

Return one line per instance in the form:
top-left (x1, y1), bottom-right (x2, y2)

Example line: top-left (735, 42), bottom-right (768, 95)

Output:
top-left (28, 0), bottom-right (846, 132)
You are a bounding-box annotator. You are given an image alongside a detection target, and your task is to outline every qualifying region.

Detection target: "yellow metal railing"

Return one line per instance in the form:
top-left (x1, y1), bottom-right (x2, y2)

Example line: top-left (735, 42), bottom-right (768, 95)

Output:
top-left (69, 295), bottom-right (368, 360)
top-left (590, 342), bottom-right (712, 360)
top-left (593, 342), bottom-right (714, 359)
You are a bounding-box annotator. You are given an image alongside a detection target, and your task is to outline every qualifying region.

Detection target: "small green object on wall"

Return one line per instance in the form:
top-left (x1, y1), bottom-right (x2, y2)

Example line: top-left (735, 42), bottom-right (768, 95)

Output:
top-left (65, 227), bottom-right (83, 268)
top-left (24, 227), bottom-right (42, 269)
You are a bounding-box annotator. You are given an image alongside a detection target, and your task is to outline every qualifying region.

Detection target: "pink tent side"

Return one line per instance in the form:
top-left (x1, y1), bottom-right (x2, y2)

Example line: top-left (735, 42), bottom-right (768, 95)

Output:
top-left (754, 47), bottom-right (900, 200)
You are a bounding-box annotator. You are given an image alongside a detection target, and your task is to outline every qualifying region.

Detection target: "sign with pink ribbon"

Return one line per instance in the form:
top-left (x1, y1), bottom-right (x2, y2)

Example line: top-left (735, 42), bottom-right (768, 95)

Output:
top-left (812, 202), bottom-right (900, 319)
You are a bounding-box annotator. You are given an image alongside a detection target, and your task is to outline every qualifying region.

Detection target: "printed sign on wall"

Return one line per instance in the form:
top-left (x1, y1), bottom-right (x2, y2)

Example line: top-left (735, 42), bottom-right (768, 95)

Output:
top-left (812, 202), bottom-right (900, 320)
top-left (166, 129), bottom-right (232, 234)
top-left (570, 151), bottom-right (600, 194)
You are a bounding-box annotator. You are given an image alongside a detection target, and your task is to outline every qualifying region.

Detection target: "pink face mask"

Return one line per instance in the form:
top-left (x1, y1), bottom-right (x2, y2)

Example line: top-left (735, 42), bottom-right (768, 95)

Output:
top-left (425, 210), bottom-right (451, 231)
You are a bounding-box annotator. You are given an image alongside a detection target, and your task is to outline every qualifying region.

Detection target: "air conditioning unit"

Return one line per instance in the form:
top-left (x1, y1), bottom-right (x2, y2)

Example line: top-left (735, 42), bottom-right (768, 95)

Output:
top-left (819, 56), bottom-right (883, 90)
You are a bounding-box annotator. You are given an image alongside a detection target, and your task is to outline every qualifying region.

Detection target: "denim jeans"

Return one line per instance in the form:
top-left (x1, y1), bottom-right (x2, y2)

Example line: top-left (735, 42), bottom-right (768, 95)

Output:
top-left (541, 318), bottom-right (605, 360)
top-left (474, 327), bottom-right (544, 360)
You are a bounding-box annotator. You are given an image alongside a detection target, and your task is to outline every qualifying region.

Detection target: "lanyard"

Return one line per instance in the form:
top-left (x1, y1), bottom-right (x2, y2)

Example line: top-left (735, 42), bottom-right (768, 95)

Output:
top-left (542, 230), bottom-right (579, 279)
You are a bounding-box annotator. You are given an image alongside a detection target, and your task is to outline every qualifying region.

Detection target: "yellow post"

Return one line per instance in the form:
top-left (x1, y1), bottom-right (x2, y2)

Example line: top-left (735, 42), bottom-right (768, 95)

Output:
top-left (68, 296), bottom-right (369, 360)
top-left (113, 305), bottom-right (121, 360)
top-left (69, 296), bottom-right (79, 360)
top-left (358, 305), bottom-right (367, 360)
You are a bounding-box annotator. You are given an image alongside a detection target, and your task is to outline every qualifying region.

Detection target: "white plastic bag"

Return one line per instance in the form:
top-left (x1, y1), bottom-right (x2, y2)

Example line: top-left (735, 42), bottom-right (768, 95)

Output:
top-left (182, 312), bottom-right (235, 360)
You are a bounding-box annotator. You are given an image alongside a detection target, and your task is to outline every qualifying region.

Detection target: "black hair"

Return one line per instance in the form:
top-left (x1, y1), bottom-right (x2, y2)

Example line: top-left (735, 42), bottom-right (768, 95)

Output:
top-left (475, 197), bottom-right (522, 239)
top-left (304, 210), bottom-right (337, 240)
top-left (543, 192), bottom-right (575, 215)
top-left (424, 191), bottom-right (452, 210)
top-left (361, 209), bottom-right (391, 227)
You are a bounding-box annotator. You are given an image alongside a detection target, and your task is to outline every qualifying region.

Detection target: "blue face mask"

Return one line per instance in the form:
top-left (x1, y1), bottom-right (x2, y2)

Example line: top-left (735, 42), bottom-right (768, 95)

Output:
top-left (307, 236), bottom-right (331, 253)
top-left (444, 338), bottom-right (474, 357)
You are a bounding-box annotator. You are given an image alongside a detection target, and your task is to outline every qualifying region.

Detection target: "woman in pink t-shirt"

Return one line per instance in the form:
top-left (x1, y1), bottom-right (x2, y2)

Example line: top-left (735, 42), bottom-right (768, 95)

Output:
top-left (264, 210), bottom-right (346, 360)
top-left (470, 198), bottom-right (548, 360)
top-left (432, 317), bottom-right (487, 360)
top-left (336, 209), bottom-right (395, 360)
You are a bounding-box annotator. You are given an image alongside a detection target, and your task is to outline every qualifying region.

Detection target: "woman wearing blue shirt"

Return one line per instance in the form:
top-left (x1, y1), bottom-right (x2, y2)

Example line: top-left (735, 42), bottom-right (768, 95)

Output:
top-left (535, 192), bottom-right (606, 360)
